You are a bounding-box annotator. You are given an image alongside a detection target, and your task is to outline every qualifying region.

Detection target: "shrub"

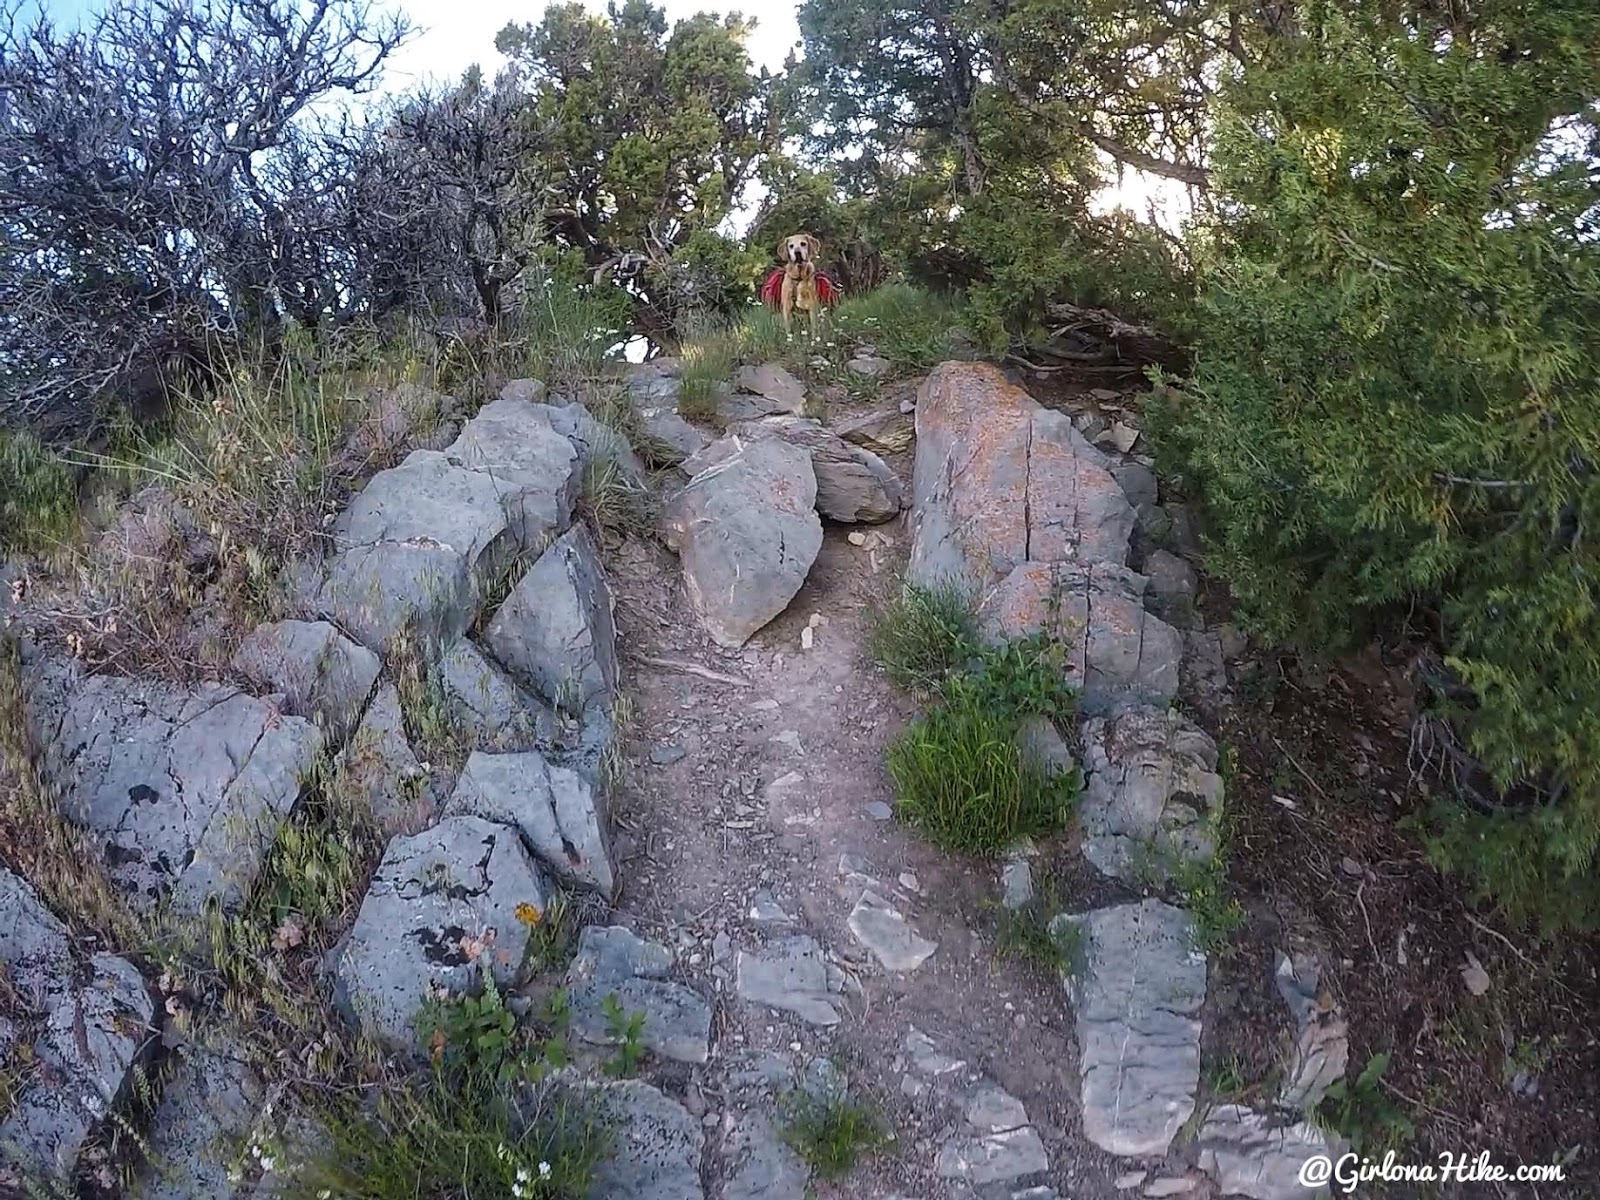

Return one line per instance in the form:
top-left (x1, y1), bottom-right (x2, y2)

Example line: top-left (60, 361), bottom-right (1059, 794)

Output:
top-left (1161, 5), bottom-right (1600, 930)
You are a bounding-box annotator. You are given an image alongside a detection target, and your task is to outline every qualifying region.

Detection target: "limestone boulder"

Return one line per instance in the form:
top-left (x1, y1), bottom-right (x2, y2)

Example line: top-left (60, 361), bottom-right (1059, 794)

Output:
top-left (664, 438), bottom-right (822, 648)
top-left (978, 560), bottom-right (1182, 716)
top-left (331, 816), bottom-right (550, 1050)
top-left (484, 525), bottom-right (618, 713)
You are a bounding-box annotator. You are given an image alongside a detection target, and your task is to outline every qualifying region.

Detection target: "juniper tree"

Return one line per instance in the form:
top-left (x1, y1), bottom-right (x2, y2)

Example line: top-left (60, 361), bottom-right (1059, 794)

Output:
top-left (1163, 1), bottom-right (1600, 929)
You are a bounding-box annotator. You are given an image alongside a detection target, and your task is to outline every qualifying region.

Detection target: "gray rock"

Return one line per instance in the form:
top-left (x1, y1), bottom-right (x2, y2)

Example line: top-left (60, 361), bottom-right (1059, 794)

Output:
top-left (846, 891), bottom-right (937, 972)
top-left (719, 1114), bottom-right (811, 1200)
top-left (1275, 952), bottom-right (1348, 1112)
top-left (747, 891), bottom-right (794, 924)
top-left (635, 401), bottom-right (709, 467)
top-left (734, 936), bottom-right (841, 1026)
top-left (231, 619), bottom-right (381, 743)
top-left (24, 651), bottom-right (322, 913)
top-left (866, 801), bottom-right (893, 821)
top-left (664, 439), bottom-right (823, 649)
top-left (979, 560), bottom-right (1182, 717)
top-left (586, 1079), bottom-right (705, 1200)
top-left (731, 416), bottom-right (902, 523)
top-left (335, 683), bottom-right (434, 837)
top-left (964, 1083), bottom-right (1029, 1132)
top-left (846, 355), bottom-right (892, 379)
top-left (1017, 716), bottom-right (1077, 779)
top-left (484, 525), bottom-right (617, 713)
top-left (443, 394), bottom-right (582, 550)
top-left (532, 401), bottom-right (645, 484)
top-left (1197, 1105), bottom-right (1332, 1200)
top-left (135, 1042), bottom-right (265, 1200)
top-left (1182, 629), bottom-right (1230, 708)
top-left (0, 868), bottom-right (153, 1181)
top-left (935, 1126), bottom-right (1050, 1186)
top-left (315, 450), bottom-right (518, 651)
top-left (909, 363), bottom-right (1134, 594)
top-left (1014, 1189), bottom-right (1062, 1200)
top-left (1078, 707), bottom-right (1224, 883)
top-left (1112, 461), bottom-right (1159, 510)
top-left (905, 1028), bottom-right (966, 1077)
top-left (445, 750), bottom-right (612, 897)
top-left (499, 378), bottom-right (548, 405)
top-left (1060, 900), bottom-right (1206, 1157)
top-left (651, 743), bottom-right (688, 766)
top-left (1000, 856), bottom-right (1034, 911)
top-left (835, 408), bottom-right (914, 456)
top-left (1143, 1178), bottom-right (1202, 1198)
top-left (565, 927), bottom-right (711, 1064)
top-left (1143, 549), bottom-right (1197, 627)
top-left (331, 816), bottom-right (550, 1050)
top-left (734, 363), bottom-right (807, 411)
top-left (437, 637), bottom-right (558, 752)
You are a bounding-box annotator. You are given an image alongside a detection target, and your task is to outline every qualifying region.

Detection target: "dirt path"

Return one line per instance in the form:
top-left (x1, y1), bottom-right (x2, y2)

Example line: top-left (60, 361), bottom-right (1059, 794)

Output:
top-left (604, 495), bottom-right (1123, 1197)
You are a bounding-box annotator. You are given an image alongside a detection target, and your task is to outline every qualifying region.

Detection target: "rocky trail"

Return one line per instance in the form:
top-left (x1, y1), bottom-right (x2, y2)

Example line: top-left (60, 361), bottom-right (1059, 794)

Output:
top-left (1, 353), bottom-right (1352, 1200)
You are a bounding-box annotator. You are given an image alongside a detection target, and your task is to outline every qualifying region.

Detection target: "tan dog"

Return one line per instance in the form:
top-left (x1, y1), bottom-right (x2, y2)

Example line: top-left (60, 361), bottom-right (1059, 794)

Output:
top-left (776, 233), bottom-right (825, 337)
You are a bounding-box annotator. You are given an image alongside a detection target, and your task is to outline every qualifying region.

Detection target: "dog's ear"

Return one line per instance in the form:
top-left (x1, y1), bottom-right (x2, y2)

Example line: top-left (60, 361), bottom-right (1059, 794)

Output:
top-left (776, 237), bottom-right (789, 263)
top-left (805, 234), bottom-right (822, 260)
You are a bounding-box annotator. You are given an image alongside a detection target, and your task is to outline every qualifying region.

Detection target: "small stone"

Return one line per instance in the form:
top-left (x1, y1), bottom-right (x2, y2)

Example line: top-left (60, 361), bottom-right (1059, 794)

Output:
top-left (847, 355), bottom-right (892, 379)
top-left (1000, 857), bottom-right (1034, 911)
top-left (735, 937), bottom-right (841, 1026)
top-left (748, 892), bottom-right (793, 924)
top-left (935, 1126), bottom-right (1049, 1186)
top-left (898, 872), bottom-right (920, 893)
top-left (800, 626), bottom-right (814, 651)
top-left (1340, 856), bottom-right (1363, 878)
top-left (964, 1083), bottom-right (1029, 1132)
top-left (906, 1028), bottom-right (966, 1076)
top-left (866, 801), bottom-right (894, 821)
top-left (1142, 1178), bottom-right (1197, 1198)
top-left (849, 531), bottom-right (868, 546)
top-left (651, 744), bottom-right (688, 766)
top-left (1115, 1170), bottom-right (1150, 1190)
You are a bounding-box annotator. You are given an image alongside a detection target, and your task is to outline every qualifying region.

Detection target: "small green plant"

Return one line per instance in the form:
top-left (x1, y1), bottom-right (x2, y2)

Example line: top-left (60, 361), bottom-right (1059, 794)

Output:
top-left (1316, 1052), bottom-right (1415, 1157)
top-left (601, 993), bottom-right (647, 1079)
top-left (520, 893), bottom-right (579, 976)
top-left (941, 635), bottom-right (1077, 725)
top-left (1170, 851), bottom-right (1245, 955)
top-left (867, 583), bottom-right (980, 693)
top-left (781, 1089), bottom-right (887, 1180)
top-left (997, 905), bottom-right (1085, 976)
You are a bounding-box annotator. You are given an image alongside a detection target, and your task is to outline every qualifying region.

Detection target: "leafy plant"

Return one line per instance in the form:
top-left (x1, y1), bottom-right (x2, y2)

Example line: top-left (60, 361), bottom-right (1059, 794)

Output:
top-left (1316, 1052), bottom-right (1415, 1158)
top-left (1170, 851), bottom-right (1244, 956)
top-left (600, 994), bottom-right (647, 1079)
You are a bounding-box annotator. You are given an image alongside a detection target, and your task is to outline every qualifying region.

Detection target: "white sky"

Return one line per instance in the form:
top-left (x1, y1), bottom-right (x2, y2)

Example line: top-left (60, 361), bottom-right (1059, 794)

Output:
top-left (379, 0), bottom-right (802, 93)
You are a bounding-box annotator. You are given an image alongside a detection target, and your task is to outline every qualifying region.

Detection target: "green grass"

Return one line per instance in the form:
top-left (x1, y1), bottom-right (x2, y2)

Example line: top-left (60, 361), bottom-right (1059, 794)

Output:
top-left (995, 870), bottom-right (1085, 976)
top-left (888, 687), bottom-right (1079, 855)
top-left (579, 454), bottom-right (656, 542)
top-left (0, 429), bottom-right (80, 555)
top-left (1314, 1052), bottom-right (1415, 1158)
top-left (882, 621), bottom-right (1083, 855)
top-left (831, 283), bottom-right (965, 372)
top-left (289, 978), bottom-right (600, 1199)
top-left (867, 583), bottom-right (980, 693)
top-left (781, 1089), bottom-right (887, 1180)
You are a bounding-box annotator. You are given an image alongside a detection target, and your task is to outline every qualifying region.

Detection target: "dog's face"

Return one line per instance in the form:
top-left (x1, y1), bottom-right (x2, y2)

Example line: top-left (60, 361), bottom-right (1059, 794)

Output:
top-left (778, 234), bottom-right (821, 266)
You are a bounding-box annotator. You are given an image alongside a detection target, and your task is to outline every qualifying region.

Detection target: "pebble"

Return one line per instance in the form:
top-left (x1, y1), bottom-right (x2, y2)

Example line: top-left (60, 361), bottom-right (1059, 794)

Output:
top-left (898, 872), bottom-right (920, 893)
top-left (650, 743), bottom-right (687, 766)
top-left (866, 801), bottom-right (893, 821)
top-left (801, 627), bottom-right (814, 650)
top-left (848, 531), bottom-right (868, 546)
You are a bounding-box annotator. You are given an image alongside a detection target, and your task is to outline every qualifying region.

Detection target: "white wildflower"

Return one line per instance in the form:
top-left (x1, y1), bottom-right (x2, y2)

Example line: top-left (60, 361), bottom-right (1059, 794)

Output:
top-left (538, 1161), bottom-right (553, 1179)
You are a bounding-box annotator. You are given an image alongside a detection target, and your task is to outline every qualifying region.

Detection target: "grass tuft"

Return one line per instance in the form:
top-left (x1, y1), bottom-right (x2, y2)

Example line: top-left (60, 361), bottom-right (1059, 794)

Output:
top-left (867, 583), bottom-right (979, 693)
top-left (831, 284), bottom-right (964, 372)
top-left (781, 1088), bottom-right (886, 1180)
